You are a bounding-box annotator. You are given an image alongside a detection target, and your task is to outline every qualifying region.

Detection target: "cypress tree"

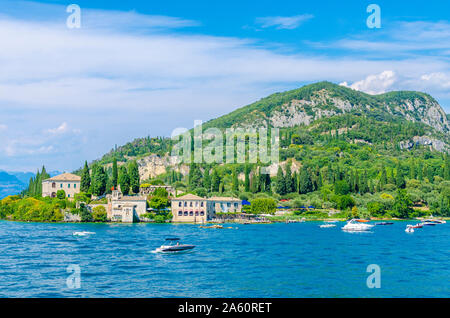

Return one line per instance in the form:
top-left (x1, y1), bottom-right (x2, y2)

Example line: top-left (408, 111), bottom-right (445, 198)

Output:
top-left (232, 167), bottom-right (239, 192)
top-left (395, 162), bottom-right (405, 189)
top-left (118, 165), bottom-right (130, 195)
top-left (285, 163), bottom-right (294, 193)
top-left (244, 165), bottom-right (250, 192)
top-left (112, 158), bottom-right (118, 188)
top-left (299, 166), bottom-right (312, 194)
top-left (128, 161), bottom-right (140, 194)
top-left (211, 169), bottom-right (221, 192)
top-left (275, 166), bottom-right (286, 195)
top-left (81, 161), bottom-right (91, 192)
top-left (203, 168), bottom-right (211, 192)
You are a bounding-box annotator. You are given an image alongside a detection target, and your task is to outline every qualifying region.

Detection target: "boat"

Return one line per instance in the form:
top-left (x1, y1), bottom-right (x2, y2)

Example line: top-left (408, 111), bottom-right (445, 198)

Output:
top-left (409, 223), bottom-right (423, 229)
top-left (423, 219), bottom-right (446, 225)
top-left (405, 226), bottom-right (414, 233)
top-left (375, 222), bottom-right (394, 225)
top-left (156, 238), bottom-right (195, 253)
top-left (342, 219), bottom-right (374, 232)
top-left (200, 224), bottom-right (223, 229)
top-left (421, 221), bottom-right (436, 226)
top-left (320, 224), bottom-right (336, 228)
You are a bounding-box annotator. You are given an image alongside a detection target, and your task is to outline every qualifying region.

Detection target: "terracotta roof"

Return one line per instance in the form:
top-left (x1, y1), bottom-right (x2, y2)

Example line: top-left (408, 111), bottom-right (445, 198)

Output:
top-left (173, 194), bottom-right (205, 200)
top-left (208, 196), bottom-right (241, 202)
top-left (120, 196), bottom-right (147, 202)
top-left (44, 173), bottom-right (81, 182)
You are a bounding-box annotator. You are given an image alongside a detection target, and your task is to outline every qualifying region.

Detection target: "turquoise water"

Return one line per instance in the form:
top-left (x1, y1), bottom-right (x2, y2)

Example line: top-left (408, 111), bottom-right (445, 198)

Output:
top-left (0, 220), bottom-right (448, 297)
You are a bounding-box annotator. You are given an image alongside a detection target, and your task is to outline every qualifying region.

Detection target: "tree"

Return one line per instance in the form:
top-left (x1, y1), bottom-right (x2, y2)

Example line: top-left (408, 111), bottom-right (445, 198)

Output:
top-left (56, 190), bottom-right (66, 200)
top-left (379, 165), bottom-right (387, 189)
top-left (91, 164), bottom-right (107, 196)
top-left (203, 168), bottom-right (211, 192)
top-left (211, 169), bottom-right (221, 192)
top-left (153, 187), bottom-right (168, 198)
top-left (80, 204), bottom-right (93, 222)
top-left (128, 161), bottom-right (140, 194)
top-left (275, 166), bottom-right (286, 195)
top-left (81, 161), bottom-right (91, 192)
top-left (285, 163), bottom-right (294, 193)
top-left (334, 180), bottom-right (350, 195)
top-left (250, 198), bottom-right (277, 214)
top-left (112, 158), bottom-right (118, 189)
top-left (232, 167), bottom-right (239, 192)
top-left (118, 166), bottom-right (130, 195)
top-left (244, 165), bottom-right (250, 192)
top-left (393, 189), bottom-right (413, 218)
top-left (92, 206), bottom-right (107, 222)
top-left (395, 162), bottom-right (406, 189)
top-left (188, 164), bottom-right (203, 189)
top-left (299, 166), bottom-right (313, 194)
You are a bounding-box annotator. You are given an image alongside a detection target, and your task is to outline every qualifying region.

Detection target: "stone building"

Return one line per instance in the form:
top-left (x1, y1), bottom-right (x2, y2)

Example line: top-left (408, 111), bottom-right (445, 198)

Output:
top-left (171, 194), bottom-right (242, 223)
top-left (42, 173), bottom-right (81, 199)
top-left (207, 197), bottom-right (242, 214)
top-left (107, 190), bottom-right (147, 223)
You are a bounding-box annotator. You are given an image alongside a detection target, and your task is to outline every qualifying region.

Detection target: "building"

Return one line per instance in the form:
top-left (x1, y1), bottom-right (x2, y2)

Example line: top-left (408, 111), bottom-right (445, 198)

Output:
top-left (171, 195), bottom-right (242, 223)
top-left (171, 194), bottom-right (209, 223)
top-left (207, 196), bottom-right (242, 214)
top-left (42, 173), bottom-right (81, 198)
top-left (107, 190), bottom-right (147, 223)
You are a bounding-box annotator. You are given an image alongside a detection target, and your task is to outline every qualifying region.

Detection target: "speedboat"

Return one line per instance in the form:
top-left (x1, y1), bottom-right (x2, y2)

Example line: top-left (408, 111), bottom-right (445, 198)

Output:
top-left (405, 226), bottom-right (414, 233)
top-left (423, 219), bottom-right (446, 225)
top-left (409, 223), bottom-right (423, 229)
top-left (375, 222), bottom-right (394, 225)
top-left (342, 219), bottom-right (374, 232)
top-left (421, 221), bottom-right (436, 226)
top-left (156, 238), bottom-right (195, 253)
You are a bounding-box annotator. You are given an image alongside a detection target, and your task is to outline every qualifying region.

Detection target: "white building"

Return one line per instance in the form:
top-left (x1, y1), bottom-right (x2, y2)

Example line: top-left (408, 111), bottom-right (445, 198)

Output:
top-left (107, 190), bottom-right (147, 223)
top-left (42, 173), bottom-right (81, 199)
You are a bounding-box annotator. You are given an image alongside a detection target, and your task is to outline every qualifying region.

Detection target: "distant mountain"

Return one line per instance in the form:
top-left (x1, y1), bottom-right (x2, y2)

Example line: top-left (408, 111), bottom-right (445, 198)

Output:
top-left (203, 81), bottom-right (450, 133)
top-left (0, 170), bottom-right (61, 199)
top-left (0, 171), bottom-right (27, 199)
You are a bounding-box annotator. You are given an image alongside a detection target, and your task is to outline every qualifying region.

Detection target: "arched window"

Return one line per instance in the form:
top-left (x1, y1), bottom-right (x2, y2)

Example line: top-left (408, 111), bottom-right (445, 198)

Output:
top-left (184, 211), bottom-right (188, 216)
top-left (189, 211), bottom-right (193, 216)
top-left (200, 211), bottom-right (204, 216)
top-left (178, 211), bottom-right (182, 216)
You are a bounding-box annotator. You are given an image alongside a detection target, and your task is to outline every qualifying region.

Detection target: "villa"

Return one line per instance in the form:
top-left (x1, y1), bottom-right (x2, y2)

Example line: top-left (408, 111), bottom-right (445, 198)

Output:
top-left (42, 173), bottom-right (81, 198)
top-left (107, 190), bottom-right (147, 223)
top-left (171, 194), bottom-right (242, 223)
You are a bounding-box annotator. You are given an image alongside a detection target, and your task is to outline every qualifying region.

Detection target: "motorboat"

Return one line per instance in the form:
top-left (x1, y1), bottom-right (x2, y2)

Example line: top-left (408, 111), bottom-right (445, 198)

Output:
top-left (420, 221), bottom-right (436, 226)
top-left (409, 223), bottom-right (423, 229)
top-left (375, 222), bottom-right (394, 225)
top-left (320, 224), bottom-right (336, 228)
top-left (342, 219), bottom-right (374, 232)
top-left (423, 219), bottom-right (446, 225)
top-left (156, 238), bottom-right (195, 253)
top-left (405, 226), bottom-right (414, 233)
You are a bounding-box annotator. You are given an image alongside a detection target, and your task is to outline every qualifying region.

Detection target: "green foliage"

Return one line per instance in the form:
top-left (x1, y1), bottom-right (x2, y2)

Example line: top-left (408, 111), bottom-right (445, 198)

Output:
top-left (92, 205), bottom-right (107, 222)
top-left (81, 161), bottom-right (91, 193)
top-left (251, 198), bottom-right (277, 214)
top-left (128, 160), bottom-right (140, 194)
top-left (91, 164), bottom-right (107, 196)
top-left (56, 190), bottom-right (66, 200)
top-left (118, 166), bottom-right (130, 195)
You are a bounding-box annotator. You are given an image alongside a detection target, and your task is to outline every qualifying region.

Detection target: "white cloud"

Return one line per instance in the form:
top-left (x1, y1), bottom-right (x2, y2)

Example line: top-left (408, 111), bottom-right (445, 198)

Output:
top-left (420, 72), bottom-right (450, 90)
top-left (47, 122), bottom-right (68, 134)
top-left (255, 14), bottom-right (314, 30)
top-left (340, 71), bottom-right (397, 95)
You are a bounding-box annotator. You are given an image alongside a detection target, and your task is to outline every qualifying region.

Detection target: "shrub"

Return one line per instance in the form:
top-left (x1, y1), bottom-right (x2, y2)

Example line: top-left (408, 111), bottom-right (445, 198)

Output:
top-left (56, 190), bottom-right (66, 200)
top-left (250, 198), bottom-right (277, 214)
top-left (92, 206), bottom-right (107, 222)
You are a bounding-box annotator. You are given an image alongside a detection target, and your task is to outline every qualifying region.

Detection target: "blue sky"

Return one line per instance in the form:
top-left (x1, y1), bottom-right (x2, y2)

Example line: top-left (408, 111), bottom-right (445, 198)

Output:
top-left (0, 0), bottom-right (449, 172)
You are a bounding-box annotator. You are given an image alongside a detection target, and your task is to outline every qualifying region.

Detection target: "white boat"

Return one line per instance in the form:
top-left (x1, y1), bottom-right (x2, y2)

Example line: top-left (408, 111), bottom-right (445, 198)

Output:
top-left (342, 219), bottom-right (374, 232)
top-left (73, 231), bottom-right (95, 236)
top-left (320, 224), bottom-right (336, 228)
top-left (405, 226), bottom-right (414, 233)
top-left (156, 238), bottom-right (195, 253)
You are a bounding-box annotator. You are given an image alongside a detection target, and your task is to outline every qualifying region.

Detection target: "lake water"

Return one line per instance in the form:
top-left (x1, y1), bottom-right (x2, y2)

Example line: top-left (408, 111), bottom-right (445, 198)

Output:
top-left (0, 220), bottom-right (448, 297)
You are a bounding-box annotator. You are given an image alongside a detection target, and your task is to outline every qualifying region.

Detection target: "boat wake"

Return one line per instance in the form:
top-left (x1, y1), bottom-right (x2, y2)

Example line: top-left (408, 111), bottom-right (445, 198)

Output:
top-left (73, 231), bottom-right (95, 236)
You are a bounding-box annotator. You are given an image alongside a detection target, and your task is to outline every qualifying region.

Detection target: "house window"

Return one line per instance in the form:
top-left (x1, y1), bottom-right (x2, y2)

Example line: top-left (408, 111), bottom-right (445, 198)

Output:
top-left (189, 211), bottom-right (193, 216)
top-left (74, 184), bottom-right (76, 188)
top-left (184, 202), bottom-right (187, 207)
top-left (227, 203), bottom-right (231, 207)
top-left (234, 203), bottom-right (238, 208)
top-left (52, 182), bottom-right (56, 188)
top-left (195, 211), bottom-right (199, 216)
top-left (68, 184), bottom-right (71, 188)
top-left (190, 202), bottom-right (193, 207)
top-left (201, 202), bottom-right (204, 207)
top-left (200, 211), bottom-right (204, 216)
top-left (68, 194), bottom-right (70, 198)
top-left (184, 211), bottom-right (188, 216)
top-left (179, 202), bottom-right (182, 207)
top-left (178, 211), bottom-right (182, 216)
top-left (60, 184), bottom-right (63, 188)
